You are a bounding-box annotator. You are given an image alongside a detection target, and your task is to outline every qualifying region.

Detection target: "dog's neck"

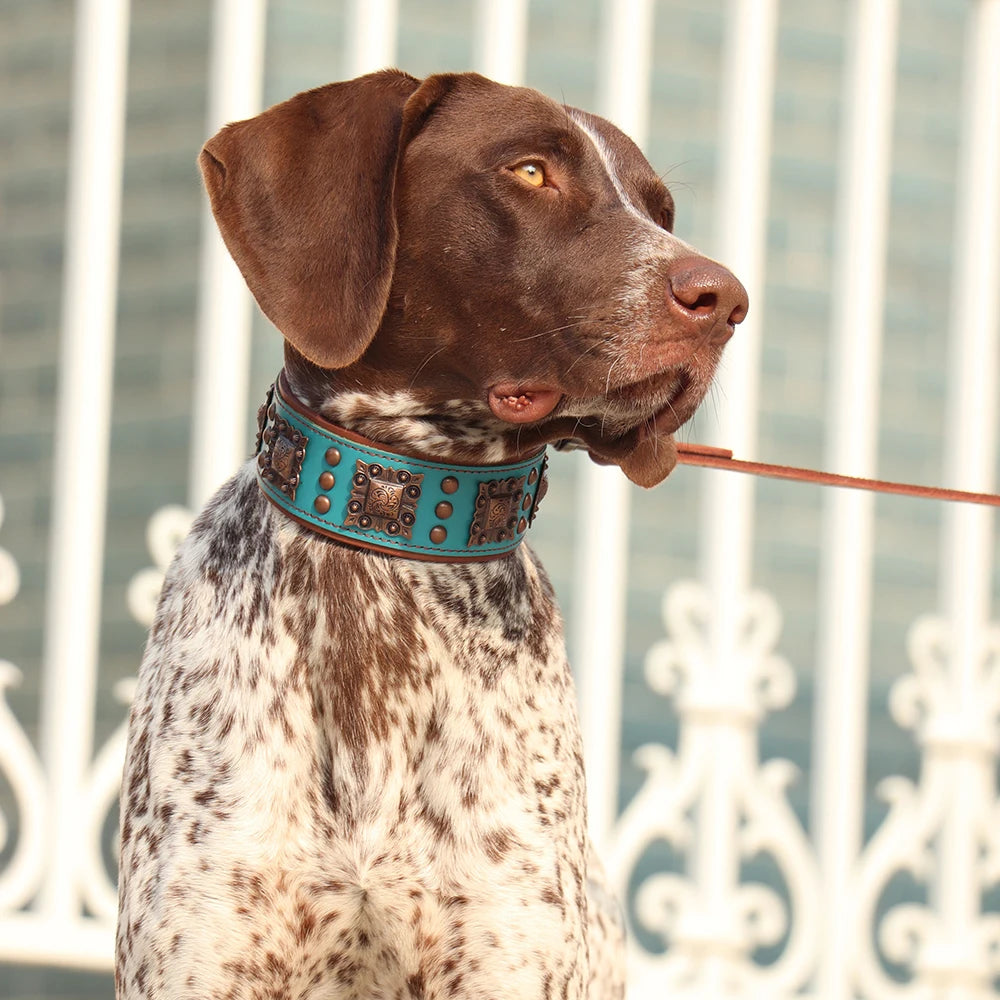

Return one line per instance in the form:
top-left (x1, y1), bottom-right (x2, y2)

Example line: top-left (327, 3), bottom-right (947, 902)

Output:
top-left (279, 345), bottom-right (656, 478)
top-left (283, 350), bottom-right (543, 467)
top-left (256, 372), bottom-right (549, 562)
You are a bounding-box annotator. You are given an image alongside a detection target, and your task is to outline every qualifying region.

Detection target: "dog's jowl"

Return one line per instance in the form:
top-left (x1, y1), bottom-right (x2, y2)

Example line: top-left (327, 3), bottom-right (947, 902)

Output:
top-left (115, 70), bottom-right (746, 1000)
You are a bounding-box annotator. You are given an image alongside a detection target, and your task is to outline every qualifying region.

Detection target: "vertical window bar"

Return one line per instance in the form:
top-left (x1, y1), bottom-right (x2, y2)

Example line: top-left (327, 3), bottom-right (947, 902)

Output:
top-left (574, 0), bottom-right (654, 852)
top-left (38, 0), bottom-right (131, 919)
top-left (345, 0), bottom-right (398, 78)
top-left (812, 3), bottom-right (899, 999)
top-left (474, 0), bottom-right (529, 85)
top-left (700, 0), bottom-right (777, 608)
top-left (936, 0), bottom-right (1000, 960)
top-left (189, 0), bottom-right (267, 509)
top-left (692, 0), bottom-right (778, 957)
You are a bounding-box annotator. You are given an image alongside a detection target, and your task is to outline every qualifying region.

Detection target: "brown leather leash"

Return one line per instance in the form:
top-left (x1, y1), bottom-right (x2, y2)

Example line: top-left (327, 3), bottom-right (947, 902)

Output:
top-left (676, 442), bottom-right (1000, 508)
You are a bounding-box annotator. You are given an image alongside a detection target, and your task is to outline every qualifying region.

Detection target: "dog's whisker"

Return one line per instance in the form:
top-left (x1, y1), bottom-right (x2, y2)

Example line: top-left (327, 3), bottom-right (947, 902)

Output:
top-left (407, 345), bottom-right (449, 388)
top-left (563, 340), bottom-right (604, 376)
top-left (604, 355), bottom-right (621, 398)
top-left (508, 318), bottom-right (591, 343)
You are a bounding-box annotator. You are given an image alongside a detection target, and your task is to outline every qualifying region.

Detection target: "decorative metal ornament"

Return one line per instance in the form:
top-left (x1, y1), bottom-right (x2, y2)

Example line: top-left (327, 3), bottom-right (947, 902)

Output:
top-left (468, 475), bottom-right (527, 546)
top-left (257, 414), bottom-right (308, 500)
top-left (254, 383), bottom-right (275, 456)
top-left (529, 456), bottom-right (549, 525)
top-left (344, 461), bottom-right (423, 538)
top-left (605, 579), bottom-right (821, 994)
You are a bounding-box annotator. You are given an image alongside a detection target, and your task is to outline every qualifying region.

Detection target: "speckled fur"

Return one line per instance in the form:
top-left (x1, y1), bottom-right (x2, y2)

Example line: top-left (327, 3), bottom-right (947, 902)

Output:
top-left (117, 69), bottom-right (747, 999)
top-left (116, 466), bottom-right (625, 999)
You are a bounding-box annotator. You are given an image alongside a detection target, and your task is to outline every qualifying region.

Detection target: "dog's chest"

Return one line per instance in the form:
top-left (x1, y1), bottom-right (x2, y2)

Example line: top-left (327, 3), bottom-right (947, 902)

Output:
top-left (121, 468), bottom-right (590, 998)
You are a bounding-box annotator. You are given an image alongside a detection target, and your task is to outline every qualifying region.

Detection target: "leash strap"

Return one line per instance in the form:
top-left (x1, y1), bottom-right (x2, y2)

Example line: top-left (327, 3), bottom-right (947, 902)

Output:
top-left (676, 442), bottom-right (1000, 508)
top-left (255, 375), bottom-right (549, 562)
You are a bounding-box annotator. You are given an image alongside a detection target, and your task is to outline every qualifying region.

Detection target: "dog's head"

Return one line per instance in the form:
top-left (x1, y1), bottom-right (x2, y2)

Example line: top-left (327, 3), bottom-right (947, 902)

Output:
top-left (200, 70), bottom-right (747, 487)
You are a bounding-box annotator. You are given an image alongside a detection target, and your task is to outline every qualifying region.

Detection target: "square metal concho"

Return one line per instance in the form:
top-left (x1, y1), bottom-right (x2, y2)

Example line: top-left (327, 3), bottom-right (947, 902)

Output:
top-left (344, 461), bottom-right (424, 539)
top-left (468, 475), bottom-right (527, 546)
top-left (257, 408), bottom-right (309, 501)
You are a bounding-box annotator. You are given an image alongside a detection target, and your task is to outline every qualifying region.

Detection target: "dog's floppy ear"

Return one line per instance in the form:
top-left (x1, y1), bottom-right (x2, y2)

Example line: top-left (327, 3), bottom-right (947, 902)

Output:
top-left (199, 70), bottom-right (428, 369)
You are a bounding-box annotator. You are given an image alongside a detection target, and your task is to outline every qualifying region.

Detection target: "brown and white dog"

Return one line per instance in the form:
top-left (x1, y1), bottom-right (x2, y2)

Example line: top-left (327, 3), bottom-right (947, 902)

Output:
top-left (115, 70), bottom-right (746, 999)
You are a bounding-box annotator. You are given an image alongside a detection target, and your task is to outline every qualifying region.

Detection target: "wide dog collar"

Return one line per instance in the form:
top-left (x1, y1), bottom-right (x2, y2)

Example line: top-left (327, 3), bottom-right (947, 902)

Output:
top-left (255, 374), bottom-right (548, 562)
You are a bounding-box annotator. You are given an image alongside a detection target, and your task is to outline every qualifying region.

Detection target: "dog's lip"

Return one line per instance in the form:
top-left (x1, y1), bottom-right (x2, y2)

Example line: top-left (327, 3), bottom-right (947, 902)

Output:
top-left (610, 366), bottom-right (688, 408)
top-left (487, 383), bottom-right (563, 424)
top-left (487, 365), bottom-right (701, 437)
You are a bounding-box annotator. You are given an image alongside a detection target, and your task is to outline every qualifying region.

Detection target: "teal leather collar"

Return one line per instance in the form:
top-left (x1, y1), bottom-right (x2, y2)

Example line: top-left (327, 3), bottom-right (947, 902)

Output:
top-left (255, 374), bottom-right (548, 562)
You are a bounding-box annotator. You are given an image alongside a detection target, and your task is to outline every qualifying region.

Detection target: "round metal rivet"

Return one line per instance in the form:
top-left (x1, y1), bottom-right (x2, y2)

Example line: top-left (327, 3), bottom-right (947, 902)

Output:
top-left (528, 468), bottom-right (538, 485)
top-left (435, 501), bottom-right (453, 519)
top-left (430, 526), bottom-right (448, 544)
top-left (318, 471), bottom-right (335, 490)
top-left (359, 515), bottom-right (372, 528)
top-left (314, 496), bottom-right (331, 514)
top-left (441, 476), bottom-right (459, 495)
top-left (325, 447), bottom-right (342, 466)
top-left (518, 518), bottom-right (527, 532)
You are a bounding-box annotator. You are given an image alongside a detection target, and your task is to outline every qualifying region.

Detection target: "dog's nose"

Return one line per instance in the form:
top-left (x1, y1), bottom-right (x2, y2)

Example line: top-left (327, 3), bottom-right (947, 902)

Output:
top-left (666, 257), bottom-right (749, 343)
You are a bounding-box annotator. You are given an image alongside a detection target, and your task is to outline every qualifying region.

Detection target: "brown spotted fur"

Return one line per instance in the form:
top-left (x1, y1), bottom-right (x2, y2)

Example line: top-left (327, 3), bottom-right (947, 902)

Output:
top-left (116, 69), bottom-right (746, 999)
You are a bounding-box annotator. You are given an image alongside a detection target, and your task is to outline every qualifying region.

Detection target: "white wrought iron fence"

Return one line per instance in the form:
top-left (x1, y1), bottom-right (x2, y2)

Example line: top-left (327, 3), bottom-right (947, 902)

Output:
top-left (0, 0), bottom-right (998, 997)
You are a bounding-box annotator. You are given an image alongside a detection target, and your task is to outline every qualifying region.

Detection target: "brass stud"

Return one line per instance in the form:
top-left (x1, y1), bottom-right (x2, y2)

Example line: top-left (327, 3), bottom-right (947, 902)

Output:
top-left (435, 501), bottom-right (453, 519)
top-left (318, 471), bottom-right (335, 490)
top-left (430, 526), bottom-right (448, 544)
top-left (522, 494), bottom-right (533, 511)
top-left (314, 496), bottom-right (331, 515)
top-left (518, 517), bottom-right (527, 532)
top-left (325, 447), bottom-right (342, 466)
top-left (528, 468), bottom-right (538, 485)
top-left (441, 476), bottom-right (459, 495)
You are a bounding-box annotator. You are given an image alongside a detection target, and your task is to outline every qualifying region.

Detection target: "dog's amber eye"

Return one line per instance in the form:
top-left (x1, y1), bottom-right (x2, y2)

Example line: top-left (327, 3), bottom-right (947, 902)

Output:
top-left (512, 162), bottom-right (546, 188)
